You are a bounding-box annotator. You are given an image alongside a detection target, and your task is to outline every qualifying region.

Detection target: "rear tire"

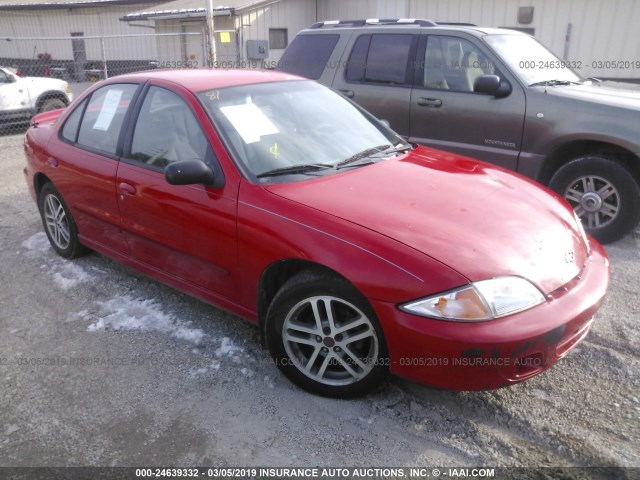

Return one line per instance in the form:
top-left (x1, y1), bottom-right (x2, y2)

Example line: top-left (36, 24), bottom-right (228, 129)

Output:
top-left (265, 271), bottom-right (389, 398)
top-left (549, 155), bottom-right (640, 244)
top-left (38, 183), bottom-right (88, 259)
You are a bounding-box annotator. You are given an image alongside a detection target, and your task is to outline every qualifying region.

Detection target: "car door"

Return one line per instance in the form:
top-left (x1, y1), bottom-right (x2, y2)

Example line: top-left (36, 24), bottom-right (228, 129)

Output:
top-left (0, 68), bottom-right (31, 114)
top-left (409, 34), bottom-right (526, 170)
top-left (47, 82), bottom-right (140, 254)
top-left (116, 84), bottom-right (239, 299)
top-left (331, 33), bottom-right (417, 136)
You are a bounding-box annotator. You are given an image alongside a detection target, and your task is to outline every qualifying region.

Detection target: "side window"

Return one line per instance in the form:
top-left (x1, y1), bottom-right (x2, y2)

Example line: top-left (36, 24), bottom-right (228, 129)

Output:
top-left (77, 84), bottom-right (138, 155)
top-left (130, 86), bottom-right (210, 169)
top-left (276, 34), bottom-right (339, 80)
top-left (61, 98), bottom-right (87, 143)
top-left (345, 35), bottom-right (369, 82)
top-left (422, 36), bottom-right (495, 92)
top-left (0, 69), bottom-right (9, 83)
top-left (346, 34), bottom-right (415, 85)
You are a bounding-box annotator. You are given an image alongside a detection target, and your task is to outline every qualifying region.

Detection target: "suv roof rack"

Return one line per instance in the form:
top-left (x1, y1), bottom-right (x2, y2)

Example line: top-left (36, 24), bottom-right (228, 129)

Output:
top-left (436, 22), bottom-right (477, 26)
top-left (309, 18), bottom-right (438, 29)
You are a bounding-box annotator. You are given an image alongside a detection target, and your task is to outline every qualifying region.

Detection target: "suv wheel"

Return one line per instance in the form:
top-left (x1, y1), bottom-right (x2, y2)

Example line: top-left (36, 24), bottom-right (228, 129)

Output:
top-left (549, 155), bottom-right (640, 244)
top-left (265, 271), bottom-right (388, 398)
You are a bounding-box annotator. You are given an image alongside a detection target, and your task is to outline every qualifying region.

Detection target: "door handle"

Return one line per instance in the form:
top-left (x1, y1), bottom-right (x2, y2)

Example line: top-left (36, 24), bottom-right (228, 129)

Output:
top-left (338, 89), bottom-right (354, 98)
top-left (47, 157), bottom-right (58, 168)
top-left (417, 97), bottom-right (442, 107)
top-left (118, 182), bottom-right (137, 198)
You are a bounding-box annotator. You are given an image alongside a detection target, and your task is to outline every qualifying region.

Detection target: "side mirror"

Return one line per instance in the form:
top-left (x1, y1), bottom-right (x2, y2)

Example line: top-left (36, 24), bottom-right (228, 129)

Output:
top-left (474, 74), bottom-right (512, 98)
top-left (165, 159), bottom-right (215, 186)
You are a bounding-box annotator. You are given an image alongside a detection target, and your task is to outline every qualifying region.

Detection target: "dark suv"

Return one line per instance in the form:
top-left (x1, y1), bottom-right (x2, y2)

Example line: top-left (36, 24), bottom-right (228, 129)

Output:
top-left (276, 19), bottom-right (640, 243)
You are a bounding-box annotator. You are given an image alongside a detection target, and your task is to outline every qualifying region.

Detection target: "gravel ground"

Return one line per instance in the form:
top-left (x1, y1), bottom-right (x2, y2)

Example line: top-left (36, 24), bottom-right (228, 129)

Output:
top-left (0, 131), bottom-right (638, 473)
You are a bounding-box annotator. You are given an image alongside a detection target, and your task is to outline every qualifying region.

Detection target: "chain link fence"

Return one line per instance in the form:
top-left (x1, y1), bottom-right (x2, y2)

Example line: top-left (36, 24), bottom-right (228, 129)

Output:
top-left (1, 31), bottom-right (205, 136)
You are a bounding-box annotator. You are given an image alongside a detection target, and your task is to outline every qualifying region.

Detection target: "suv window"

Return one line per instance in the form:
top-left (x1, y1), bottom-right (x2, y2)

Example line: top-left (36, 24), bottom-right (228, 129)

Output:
top-left (421, 36), bottom-right (494, 92)
top-left (76, 84), bottom-right (138, 156)
top-left (346, 34), bottom-right (415, 85)
top-left (277, 34), bottom-right (339, 80)
top-left (130, 86), bottom-right (210, 169)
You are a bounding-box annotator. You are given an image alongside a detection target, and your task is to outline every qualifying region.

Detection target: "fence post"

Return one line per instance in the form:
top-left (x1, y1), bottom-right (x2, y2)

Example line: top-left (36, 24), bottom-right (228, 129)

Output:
top-left (205, 0), bottom-right (217, 66)
top-left (100, 35), bottom-right (109, 79)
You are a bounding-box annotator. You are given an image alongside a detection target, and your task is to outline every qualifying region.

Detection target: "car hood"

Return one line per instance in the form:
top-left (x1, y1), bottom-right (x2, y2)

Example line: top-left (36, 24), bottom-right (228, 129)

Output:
top-left (544, 81), bottom-right (640, 110)
top-left (23, 76), bottom-right (68, 90)
top-left (266, 147), bottom-right (589, 295)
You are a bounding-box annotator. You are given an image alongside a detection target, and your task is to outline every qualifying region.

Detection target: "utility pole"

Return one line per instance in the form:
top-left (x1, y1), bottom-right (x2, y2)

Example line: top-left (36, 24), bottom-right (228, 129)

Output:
top-left (205, 0), bottom-right (217, 67)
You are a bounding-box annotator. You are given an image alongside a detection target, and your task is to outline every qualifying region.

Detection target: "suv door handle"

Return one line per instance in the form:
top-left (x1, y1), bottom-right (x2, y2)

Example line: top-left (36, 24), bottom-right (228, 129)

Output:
top-left (118, 182), bottom-right (137, 197)
top-left (417, 97), bottom-right (442, 107)
top-left (338, 89), bottom-right (354, 98)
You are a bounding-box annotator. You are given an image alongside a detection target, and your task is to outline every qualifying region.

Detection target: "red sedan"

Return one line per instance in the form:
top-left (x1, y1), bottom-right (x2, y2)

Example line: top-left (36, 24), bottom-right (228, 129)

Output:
top-left (23, 69), bottom-right (609, 397)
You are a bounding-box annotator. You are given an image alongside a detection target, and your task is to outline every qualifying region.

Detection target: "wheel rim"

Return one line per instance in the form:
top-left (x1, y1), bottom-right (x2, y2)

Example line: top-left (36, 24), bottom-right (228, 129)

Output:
top-left (43, 193), bottom-right (71, 249)
top-left (563, 175), bottom-right (620, 230)
top-left (282, 295), bottom-right (379, 387)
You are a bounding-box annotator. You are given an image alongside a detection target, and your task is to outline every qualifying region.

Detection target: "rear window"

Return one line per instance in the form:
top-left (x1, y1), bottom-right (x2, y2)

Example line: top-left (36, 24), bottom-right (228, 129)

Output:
top-left (346, 34), bottom-right (415, 85)
top-left (276, 34), bottom-right (339, 80)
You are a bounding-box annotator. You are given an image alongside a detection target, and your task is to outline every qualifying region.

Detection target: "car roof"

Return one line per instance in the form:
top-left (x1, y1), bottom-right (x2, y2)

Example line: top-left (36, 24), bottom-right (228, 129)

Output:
top-left (112, 68), bottom-right (304, 92)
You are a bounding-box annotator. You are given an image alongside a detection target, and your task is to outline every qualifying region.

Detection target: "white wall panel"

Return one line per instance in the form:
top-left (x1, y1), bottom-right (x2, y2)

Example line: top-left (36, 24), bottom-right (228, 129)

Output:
top-left (402, 0), bottom-right (639, 78)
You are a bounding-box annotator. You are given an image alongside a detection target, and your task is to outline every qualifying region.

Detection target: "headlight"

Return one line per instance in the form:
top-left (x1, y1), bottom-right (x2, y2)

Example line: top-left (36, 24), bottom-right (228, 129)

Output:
top-left (400, 276), bottom-right (545, 322)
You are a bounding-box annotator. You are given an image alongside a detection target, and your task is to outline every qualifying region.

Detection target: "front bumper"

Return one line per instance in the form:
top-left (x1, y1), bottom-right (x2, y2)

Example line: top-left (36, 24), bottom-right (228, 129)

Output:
top-left (371, 239), bottom-right (610, 390)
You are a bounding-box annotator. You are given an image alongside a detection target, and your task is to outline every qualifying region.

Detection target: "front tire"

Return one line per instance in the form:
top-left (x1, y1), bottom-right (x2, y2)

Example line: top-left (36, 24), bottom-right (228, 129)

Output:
top-left (38, 183), bottom-right (88, 259)
top-left (549, 155), bottom-right (640, 244)
top-left (265, 271), bottom-right (389, 398)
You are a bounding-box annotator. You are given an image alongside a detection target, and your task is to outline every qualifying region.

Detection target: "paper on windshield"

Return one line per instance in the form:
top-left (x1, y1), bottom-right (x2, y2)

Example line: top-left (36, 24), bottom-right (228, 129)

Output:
top-left (93, 89), bottom-right (123, 131)
top-left (220, 103), bottom-right (279, 144)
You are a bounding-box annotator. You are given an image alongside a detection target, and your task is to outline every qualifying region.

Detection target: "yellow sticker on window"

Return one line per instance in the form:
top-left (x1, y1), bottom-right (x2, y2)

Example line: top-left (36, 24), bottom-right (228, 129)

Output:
top-left (219, 32), bottom-right (231, 43)
top-left (269, 143), bottom-right (279, 159)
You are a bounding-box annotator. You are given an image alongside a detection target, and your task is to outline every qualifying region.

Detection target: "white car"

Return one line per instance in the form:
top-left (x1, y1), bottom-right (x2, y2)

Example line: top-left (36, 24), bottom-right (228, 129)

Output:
top-left (0, 66), bottom-right (73, 126)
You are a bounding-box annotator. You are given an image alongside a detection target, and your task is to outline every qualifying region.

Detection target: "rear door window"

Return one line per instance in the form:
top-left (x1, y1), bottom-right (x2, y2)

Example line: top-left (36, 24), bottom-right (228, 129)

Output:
top-left (276, 34), bottom-right (339, 79)
top-left (76, 84), bottom-right (138, 156)
top-left (346, 34), bottom-right (416, 85)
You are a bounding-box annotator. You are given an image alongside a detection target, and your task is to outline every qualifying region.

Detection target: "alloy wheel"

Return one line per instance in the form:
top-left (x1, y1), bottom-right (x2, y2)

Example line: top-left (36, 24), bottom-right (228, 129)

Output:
top-left (282, 295), bottom-right (379, 386)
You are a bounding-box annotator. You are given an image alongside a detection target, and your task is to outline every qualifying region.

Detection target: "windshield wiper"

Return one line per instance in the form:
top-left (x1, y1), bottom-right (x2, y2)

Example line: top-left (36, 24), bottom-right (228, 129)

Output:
top-left (336, 144), bottom-right (391, 169)
top-left (256, 163), bottom-right (333, 178)
top-left (336, 143), bottom-right (414, 170)
top-left (373, 143), bottom-right (414, 157)
top-left (529, 79), bottom-right (583, 87)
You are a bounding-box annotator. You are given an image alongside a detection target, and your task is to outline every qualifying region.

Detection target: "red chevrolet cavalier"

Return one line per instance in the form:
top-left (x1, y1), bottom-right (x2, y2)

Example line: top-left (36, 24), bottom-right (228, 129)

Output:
top-left (23, 69), bottom-right (609, 397)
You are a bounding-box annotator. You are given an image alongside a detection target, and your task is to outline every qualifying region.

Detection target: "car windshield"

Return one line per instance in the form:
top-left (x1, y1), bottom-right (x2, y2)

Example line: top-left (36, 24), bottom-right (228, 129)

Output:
top-left (197, 80), bottom-right (406, 182)
top-left (484, 34), bottom-right (582, 86)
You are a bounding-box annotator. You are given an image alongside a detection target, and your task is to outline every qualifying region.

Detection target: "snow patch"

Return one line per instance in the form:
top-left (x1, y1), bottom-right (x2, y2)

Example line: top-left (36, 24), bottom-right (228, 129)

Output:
top-left (215, 337), bottom-right (243, 360)
top-left (240, 368), bottom-right (254, 377)
top-left (21, 232), bottom-right (51, 256)
top-left (189, 367), bottom-right (209, 377)
top-left (87, 295), bottom-right (206, 345)
top-left (4, 424), bottom-right (20, 436)
top-left (264, 376), bottom-right (275, 389)
top-left (53, 262), bottom-right (95, 290)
